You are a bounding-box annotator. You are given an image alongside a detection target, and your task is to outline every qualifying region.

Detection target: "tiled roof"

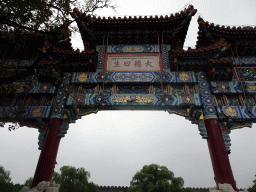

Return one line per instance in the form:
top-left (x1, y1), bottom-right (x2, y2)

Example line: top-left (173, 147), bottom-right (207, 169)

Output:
top-left (208, 58), bottom-right (233, 64)
top-left (72, 5), bottom-right (197, 23)
top-left (53, 48), bottom-right (96, 55)
top-left (196, 17), bottom-right (256, 48)
top-left (74, 5), bottom-right (197, 48)
top-left (172, 38), bottom-right (231, 54)
top-left (198, 17), bottom-right (256, 32)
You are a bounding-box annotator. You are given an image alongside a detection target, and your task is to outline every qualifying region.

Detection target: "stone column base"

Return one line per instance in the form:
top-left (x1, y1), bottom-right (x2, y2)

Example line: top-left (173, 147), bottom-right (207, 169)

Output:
top-left (19, 181), bottom-right (60, 192)
top-left (209, 183), bottom-right (248, 192)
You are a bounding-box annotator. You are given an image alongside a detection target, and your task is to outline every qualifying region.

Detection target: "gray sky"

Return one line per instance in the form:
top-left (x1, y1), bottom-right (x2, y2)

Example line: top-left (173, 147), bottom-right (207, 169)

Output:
top-left (1, 0), bottom-right (256, 190)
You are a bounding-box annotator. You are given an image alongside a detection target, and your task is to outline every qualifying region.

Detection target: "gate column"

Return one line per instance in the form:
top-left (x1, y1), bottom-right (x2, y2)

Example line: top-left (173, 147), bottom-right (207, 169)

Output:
top-left (204, 118), bottom-right (237, 190)
top-left (31, 118), bottom-right (62, 188)
top-left (31, 72), bottom-right (71, 188)
top-left (196, 72), bottom-right (237, 191)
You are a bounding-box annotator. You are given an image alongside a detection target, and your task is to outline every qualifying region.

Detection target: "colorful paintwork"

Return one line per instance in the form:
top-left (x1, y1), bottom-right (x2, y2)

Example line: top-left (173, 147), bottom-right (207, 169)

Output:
top-left (198, 121), bottom-right (208, 139)
top-left (210, 81), bottom-right (256, 94)
top-left (0, 106), bottom-right (52, 119)
top-left (160, 45), bottom-right (170, 70)
top-left (65, 93), bottom-right (201, 107)
top-left (196, 72), bottom-right (218, 119)
top-left (105, 54), bottom-right (160, 72)
top-left (111, 72), bottom-right (156, 82)
top-left (216, 106), bottom-right (256, 122)
top-left (222, 131), bottom-right (231, 153)
top-left (51, 72), bottom-right (71, 119)
top-left (234, 67), bottom-right (256, 81)
top-left (0, 59), bottom-right (35, 67)
top-left (71, 71), bottom-right (197, 83)
top-left (15, 82), bottom-right (57, 94)
top-left (234, 57), bottom-right (256, 66)
top-left (107, 45), bottom-right (159, 53)
top-left (96, 46), bottom-right (107, 71)
top-left (27, 106), bottom-right (52, 118)
top-left (2, 47), bottom-right (256, 156)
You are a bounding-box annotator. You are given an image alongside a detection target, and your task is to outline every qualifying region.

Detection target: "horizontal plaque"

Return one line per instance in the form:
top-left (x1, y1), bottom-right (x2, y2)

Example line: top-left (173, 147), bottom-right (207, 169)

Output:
top-left (105, 53), bottom-right (161, 72)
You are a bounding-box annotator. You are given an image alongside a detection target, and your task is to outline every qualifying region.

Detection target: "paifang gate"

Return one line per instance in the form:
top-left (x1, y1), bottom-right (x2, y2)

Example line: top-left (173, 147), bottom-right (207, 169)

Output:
top-left (1, 5), bottom-right (256, 191)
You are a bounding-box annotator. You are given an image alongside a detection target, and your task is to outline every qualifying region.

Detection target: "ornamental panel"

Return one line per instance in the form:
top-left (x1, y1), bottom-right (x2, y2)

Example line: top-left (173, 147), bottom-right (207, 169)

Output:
top-left (105, 53), bottom-right (161, 72)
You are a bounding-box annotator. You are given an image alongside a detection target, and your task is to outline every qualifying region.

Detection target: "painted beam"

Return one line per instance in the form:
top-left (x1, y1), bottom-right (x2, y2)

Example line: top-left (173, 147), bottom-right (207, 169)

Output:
top-left (65, 93), bottom-right (202, 106)
top-left (71, 71), bottom-right (197, 84)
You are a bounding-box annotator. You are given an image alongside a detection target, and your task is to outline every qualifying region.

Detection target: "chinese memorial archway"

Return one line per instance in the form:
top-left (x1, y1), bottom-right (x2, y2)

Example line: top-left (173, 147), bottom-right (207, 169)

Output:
top-left (1, 5), bottom-right (256, 191)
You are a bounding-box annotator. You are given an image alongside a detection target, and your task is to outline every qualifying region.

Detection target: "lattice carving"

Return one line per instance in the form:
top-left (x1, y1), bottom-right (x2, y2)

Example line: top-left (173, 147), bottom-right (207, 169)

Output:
top-left (215, 96), bottom-right (223, 106)
top-left (171, 86), bottom-right (184, 95)
top-left (154, 86), bottom-right (167, 94)
top-left (222, 131), bottom-right (231, 153)
top-left (83, 86), bottom-right (94, 94)
top-left (101, 86), bottom-right (113, 94)
top-left (58, 120), bottom-right (70, 138)
top-left (236, 67), bottom-right (256, 81)
top-left (228, 96), bottom-right (240, 106)
top-left (246, 96), bottom-right (255, 106)
top-left (117, 86), bottom-right (149, 94)
top-left (189, 86), bottom-right (195, 94)
top-left (198, 121), bottom-right (208, 139)
top-left (38, 128), bottom-right (47, 150)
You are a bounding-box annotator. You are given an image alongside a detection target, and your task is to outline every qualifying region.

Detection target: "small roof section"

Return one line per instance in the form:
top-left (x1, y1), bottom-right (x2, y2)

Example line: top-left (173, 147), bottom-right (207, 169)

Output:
top-left (172, 38), bottom-right (231, 55)
top-left (196, 17), bottom-right (256, 53)
top-left (73, 5), bottom-right (197, 49)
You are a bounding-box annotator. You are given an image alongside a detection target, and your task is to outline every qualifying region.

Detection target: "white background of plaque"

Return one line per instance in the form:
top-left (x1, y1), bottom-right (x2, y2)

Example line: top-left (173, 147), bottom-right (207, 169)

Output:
top-left (107, 55), bottom-right (160, 71)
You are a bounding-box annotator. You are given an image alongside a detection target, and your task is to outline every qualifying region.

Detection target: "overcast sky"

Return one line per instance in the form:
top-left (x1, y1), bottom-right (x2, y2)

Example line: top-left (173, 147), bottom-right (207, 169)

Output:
top-left (1, 0), bottom-right (256, 190)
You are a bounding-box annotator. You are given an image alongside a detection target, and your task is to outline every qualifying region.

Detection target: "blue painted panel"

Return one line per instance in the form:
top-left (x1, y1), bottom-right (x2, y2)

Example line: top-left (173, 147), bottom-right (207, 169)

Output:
top-left (217, 106), bottom-right (256, 121)
top-left (210, 81), bottom-right (256, 94)
top-left (71, 71), bottom-right (197, 83)
top-left (234, 57), bottom-right (256, 66)
top-left (107, 45), bottom-right (159, 53)
top-left (196, 71), bottom-right (218, 119)
top-left (64, 93), bottom-right (202, 107)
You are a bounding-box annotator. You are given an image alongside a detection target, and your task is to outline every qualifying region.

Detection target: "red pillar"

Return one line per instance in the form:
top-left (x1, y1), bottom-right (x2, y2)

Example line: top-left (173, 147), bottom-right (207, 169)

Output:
top-left (205, 118), bottom-right (237, 191)
top-left (31, 118), bottom-right (62, 188)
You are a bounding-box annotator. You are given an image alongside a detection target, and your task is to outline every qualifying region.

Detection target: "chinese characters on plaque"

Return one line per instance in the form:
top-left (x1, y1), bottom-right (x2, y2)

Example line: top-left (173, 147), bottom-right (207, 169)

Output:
top-left (107, 55), bottom-right (160, 71)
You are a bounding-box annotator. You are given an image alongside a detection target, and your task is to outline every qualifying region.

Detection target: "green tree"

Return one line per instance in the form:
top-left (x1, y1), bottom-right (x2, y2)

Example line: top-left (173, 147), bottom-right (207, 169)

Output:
top-left (248, 175), bottom-right (256, 192)
top-left (128, 164), bottom-right (184, 192)
top-left (23, 177), bottom-right (33, 188)
top-left (183, 187), bottom-right (194, 192)
top-left (0, 0), bottom-right (115, 130)
top-left (0, 165), bottom-right (22, 192)
top-left (52, 165), bottom-right (98, 192)
top-left (13, 184), bottom-right (24, 192)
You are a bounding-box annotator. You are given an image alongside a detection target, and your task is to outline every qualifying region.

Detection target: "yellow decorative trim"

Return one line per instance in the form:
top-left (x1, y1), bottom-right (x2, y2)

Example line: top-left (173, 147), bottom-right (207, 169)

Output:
top-left (248, 84), bottom-right (256, 91)
top-left (63, 114), bottom-right (68, 119)
top-left (231, 122), bottom-right (253, 130)
top-left (112, 95), bottom-right (154, 103)
top-left (79, 109), bottom-right (98, 116)
top-left (32, 107), bottom-right (44, 117)
top-left (167, 109), bottom-right (188, 117)
top-left (179, 72), bottom-right (189, 81)
top-left (78, 73), bottom-right (88, 82)
top-left (223, 106), bottom-right (238, 117)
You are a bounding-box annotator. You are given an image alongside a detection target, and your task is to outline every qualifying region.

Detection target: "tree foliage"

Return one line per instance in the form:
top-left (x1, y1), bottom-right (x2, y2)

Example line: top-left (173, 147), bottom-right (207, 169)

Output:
top-left (248, 175), bottom-right (256, 192)
top-left (0, 0), bottom-right (115, 85)
top-left (52, 165), bottom-right (98, 192)
top-left (0, 165), bottom-right (12, 190)
top-left (0, 165), bottom-right (23, 192)
top-left (0, 0), bottom-right (115, 130)
top-left (23, 177), bottom-right (33, 188)
top-left (128, 164), bottom-right (184, 192)
top-left (0, 0), bottom-right (115, 32)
